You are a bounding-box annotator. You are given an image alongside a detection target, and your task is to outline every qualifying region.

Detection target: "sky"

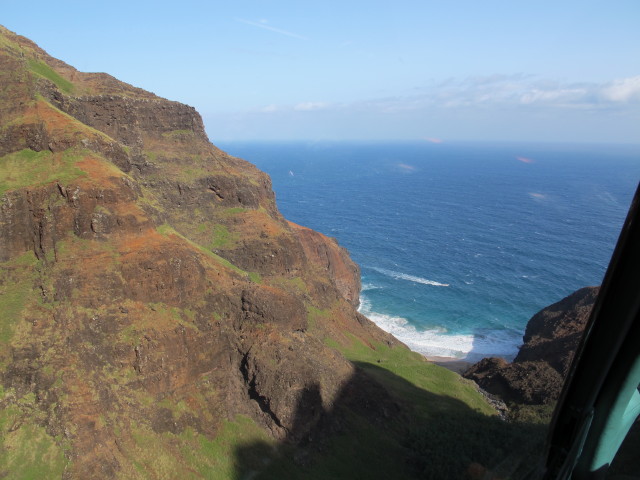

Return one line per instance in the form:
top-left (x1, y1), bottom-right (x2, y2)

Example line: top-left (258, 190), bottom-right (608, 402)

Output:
top-left (2, 0), bottom-right (640, 143)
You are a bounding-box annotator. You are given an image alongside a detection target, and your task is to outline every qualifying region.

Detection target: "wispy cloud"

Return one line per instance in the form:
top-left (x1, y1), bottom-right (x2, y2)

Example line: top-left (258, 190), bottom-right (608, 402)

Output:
top-left (294, 102), bottom-right (328, 111)
top-left (252, 75), bottom-right (640, 120)
top-left (256, 102), bottom-right (330, 113)
top-left (236, 18), bottom-right (307, 40)
top-left (346, 75), bottom-right (640, 113)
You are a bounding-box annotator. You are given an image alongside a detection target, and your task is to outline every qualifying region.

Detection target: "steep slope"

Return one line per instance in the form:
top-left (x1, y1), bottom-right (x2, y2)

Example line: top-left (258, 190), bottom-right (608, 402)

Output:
top-left (0, 26), bottom-right (510, 479)
top-left (464, 287), bottom-right (599, 405)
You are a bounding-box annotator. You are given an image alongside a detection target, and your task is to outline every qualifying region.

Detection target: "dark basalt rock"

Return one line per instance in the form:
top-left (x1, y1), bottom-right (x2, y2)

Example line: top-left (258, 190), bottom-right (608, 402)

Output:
top-left (464, 286), bottom-right (599, 405)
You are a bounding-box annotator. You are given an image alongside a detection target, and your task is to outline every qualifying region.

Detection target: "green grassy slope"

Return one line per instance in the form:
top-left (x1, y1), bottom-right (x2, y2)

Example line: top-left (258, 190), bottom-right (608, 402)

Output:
top-left (225, 337), bottom-right (547, 480)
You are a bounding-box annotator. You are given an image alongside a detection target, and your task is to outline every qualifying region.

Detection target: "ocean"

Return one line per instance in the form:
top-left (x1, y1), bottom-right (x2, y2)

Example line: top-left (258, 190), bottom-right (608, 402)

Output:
top-left (218, 141), bottom-right (640, 361)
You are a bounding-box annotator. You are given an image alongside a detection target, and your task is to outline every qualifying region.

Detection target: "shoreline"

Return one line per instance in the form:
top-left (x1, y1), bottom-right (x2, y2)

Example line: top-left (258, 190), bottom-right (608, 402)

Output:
top-left (425, 355), bottom-right (473, 374)
top-left (358, 302), bottom-right (520, 373)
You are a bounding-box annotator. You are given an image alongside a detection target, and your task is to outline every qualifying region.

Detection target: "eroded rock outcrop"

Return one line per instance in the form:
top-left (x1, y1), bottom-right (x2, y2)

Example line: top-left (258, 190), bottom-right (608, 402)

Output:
top-left (464, 286), bottom-right (599, 405)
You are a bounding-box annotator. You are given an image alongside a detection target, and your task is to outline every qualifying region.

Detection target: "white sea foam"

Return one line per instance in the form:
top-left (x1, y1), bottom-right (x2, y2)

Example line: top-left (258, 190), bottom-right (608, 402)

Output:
top-left (371, 267), bottom-right (450, 287)
top-left (359, 296), bottom-right (519, 361)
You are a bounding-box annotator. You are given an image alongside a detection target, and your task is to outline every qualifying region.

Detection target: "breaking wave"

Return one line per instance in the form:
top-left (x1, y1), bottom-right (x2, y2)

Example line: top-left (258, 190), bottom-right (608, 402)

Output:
top-left (371, 267), bottom-right (450, 287)
top-left (358, 295), bottom-right (520, 362)
top-left (361, 283), bottom-right (382, 291)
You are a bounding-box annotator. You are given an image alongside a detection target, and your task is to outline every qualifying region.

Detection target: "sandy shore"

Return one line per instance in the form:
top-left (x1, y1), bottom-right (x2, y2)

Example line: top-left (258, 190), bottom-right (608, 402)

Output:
top-left (425, 355), bottom-right (473, 374)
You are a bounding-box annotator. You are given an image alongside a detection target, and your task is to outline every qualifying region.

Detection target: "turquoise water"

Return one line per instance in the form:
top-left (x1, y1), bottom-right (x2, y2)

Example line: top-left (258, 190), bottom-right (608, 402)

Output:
top-left (219, 141), bottom-right (640, 360)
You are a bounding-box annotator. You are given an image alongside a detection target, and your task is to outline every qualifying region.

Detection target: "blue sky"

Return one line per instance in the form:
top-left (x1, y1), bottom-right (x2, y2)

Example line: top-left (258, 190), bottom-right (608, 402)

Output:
top-left (2, 1), bottom-right (639, 143)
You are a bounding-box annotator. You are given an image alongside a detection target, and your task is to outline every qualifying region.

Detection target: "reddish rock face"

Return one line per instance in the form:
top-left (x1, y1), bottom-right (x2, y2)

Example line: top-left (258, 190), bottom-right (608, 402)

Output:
top-left (289, 221), bottom-right (362, 307)
top-left (0, 25), bottom-right (399, 476)
top-left (464, 287), bottom-right (599, 405)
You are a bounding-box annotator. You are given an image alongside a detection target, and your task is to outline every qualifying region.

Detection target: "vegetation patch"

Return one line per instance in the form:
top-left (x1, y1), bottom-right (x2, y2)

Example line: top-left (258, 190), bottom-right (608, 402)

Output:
top-left (147, 303), bottom-right (197, 329)
top-left (156, 223), bottom-right (247, 277)
top-left (16, 97), bottom-right (115, 146)
top-left (161, 129), bottom-right (195, 139)
top-left (117, 415), bottom-right (275, 479)
top-left (183, 416), bottom-right (277, 479)
top-left (269, 276), bottom-right (308, 298)
top-left (156, 223), bottom-right (174, 236)
top-left (0, 402), bottom-right (69, 478)
top-left (334, 335), bottom-right (495, 415)
top-left (220, 207), bottom-right (247, 217)
top-left (27, 58), bottom-right (75, 94)
top-left (306, 305), bottom-right (331, 332)
top-left (248, 272), bottom-right (262, 284)
top-left (0, 148), bottom-right (86, 196)
top-left (0, 251), bottom-right (39, 345)
top-left (208, 224), bottom-right (239, 250)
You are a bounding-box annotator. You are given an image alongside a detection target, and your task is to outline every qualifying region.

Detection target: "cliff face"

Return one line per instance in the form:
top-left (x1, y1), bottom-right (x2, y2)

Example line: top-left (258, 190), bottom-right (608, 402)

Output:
top-left (0, 26), bottom-right (403, 477)
top-left (288, 221), bottom-right (362, 307)
top-left (464, 287), bottom-right (599, 405)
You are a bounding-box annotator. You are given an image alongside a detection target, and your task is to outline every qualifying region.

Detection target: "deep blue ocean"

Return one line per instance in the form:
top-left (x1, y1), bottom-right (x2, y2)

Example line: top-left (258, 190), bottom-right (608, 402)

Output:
top-left (219, 141), bottom-right (640, 361)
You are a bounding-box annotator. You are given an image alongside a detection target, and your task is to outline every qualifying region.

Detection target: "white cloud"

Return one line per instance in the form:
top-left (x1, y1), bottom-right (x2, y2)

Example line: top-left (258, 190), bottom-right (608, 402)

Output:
top-left (600, 76), bottom-right (640, 102)
top-left (519, 87), bottom-right (590, 105)
top-left (294, 102), bottom-right (328, 111)
top-left (260, 104), bottom-right (279, 113)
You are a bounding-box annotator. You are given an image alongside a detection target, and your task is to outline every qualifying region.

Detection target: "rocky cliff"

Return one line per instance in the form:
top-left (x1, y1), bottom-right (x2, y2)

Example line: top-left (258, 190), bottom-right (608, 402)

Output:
top-left (464, 286), bottom-right (599, 405)
top-left (0, 25), bottom-right (414, 477)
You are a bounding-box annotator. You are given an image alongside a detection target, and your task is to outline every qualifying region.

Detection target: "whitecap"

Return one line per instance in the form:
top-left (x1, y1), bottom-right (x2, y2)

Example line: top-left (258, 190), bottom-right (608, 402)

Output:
top-left (370, 267), bottom-right (449, 287)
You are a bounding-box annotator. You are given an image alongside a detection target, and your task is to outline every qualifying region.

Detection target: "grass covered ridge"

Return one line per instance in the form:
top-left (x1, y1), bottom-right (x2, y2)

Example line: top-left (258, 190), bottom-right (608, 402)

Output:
top-left (27, 58), bottom-right (75, 94)
top-left (333, 335), bottom-right (495, 415)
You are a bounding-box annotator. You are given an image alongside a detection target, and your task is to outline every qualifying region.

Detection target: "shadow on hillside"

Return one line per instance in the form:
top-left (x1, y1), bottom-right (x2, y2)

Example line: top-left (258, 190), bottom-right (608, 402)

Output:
top-left (231, 361), bottom-right (548, 480)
